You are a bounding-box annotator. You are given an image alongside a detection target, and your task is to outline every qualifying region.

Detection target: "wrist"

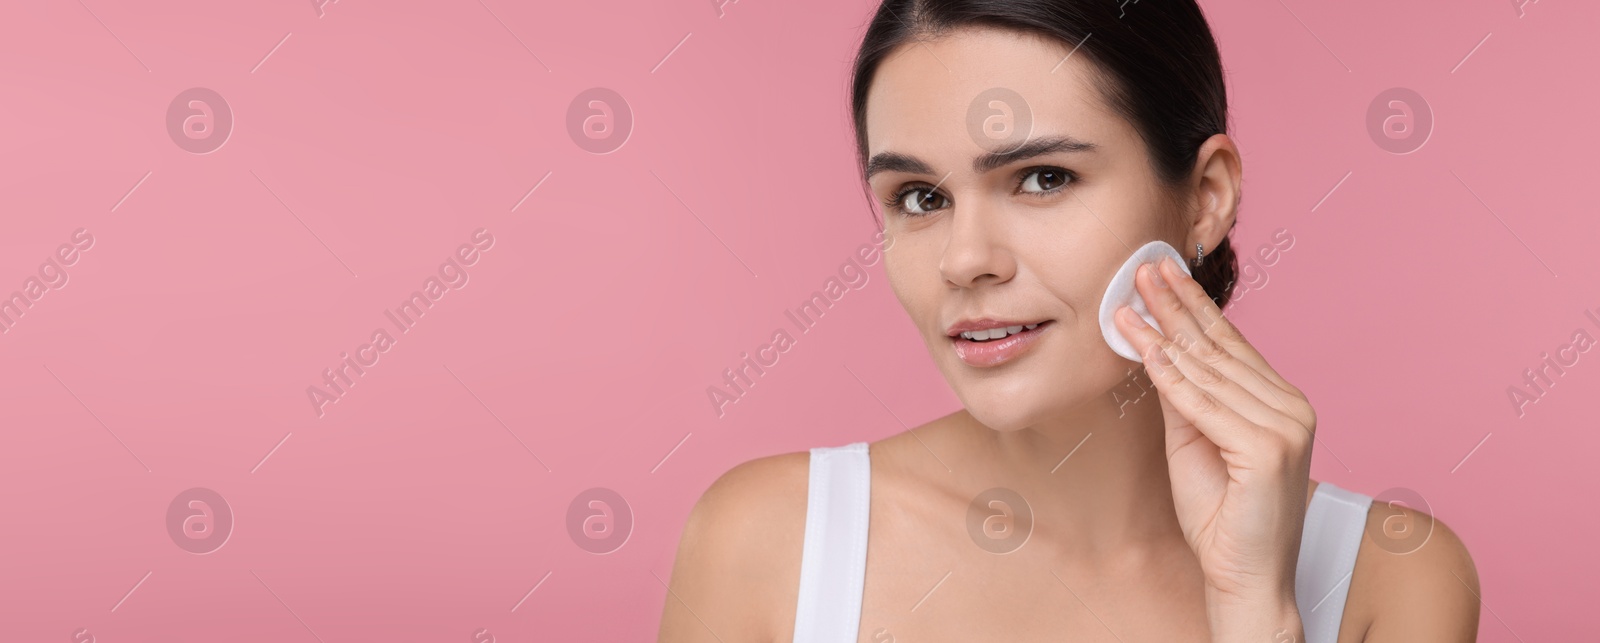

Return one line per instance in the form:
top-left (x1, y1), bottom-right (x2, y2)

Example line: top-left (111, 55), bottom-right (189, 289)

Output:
top-left (1205, 586), bottom-right (1303, 642)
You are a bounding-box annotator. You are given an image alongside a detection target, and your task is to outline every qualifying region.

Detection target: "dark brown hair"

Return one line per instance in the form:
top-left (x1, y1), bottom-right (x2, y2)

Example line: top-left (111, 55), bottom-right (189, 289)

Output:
top-left (849, 0), bottom-right (1240, 308)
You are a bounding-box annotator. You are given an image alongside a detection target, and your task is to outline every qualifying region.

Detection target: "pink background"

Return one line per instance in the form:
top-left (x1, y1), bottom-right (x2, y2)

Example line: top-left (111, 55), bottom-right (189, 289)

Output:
top-left (1, 0), bottom-right (1594, 640)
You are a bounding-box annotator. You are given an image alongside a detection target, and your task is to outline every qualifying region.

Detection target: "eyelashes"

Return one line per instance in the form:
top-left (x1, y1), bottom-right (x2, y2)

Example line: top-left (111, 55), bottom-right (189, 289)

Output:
top-left (881, 166), bottom-right (1078, 217)
top-left (883, 185), bottom-right (948, 216)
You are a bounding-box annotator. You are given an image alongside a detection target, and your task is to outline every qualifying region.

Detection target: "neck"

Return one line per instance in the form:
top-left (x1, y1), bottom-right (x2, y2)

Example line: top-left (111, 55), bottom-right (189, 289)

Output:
top-left (957, 370), bottom-right (1187, 561)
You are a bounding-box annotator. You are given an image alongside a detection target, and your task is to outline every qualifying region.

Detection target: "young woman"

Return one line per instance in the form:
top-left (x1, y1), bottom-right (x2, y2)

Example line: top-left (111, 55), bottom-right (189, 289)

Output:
top-left (660, 1), bottom-right (1479, 641)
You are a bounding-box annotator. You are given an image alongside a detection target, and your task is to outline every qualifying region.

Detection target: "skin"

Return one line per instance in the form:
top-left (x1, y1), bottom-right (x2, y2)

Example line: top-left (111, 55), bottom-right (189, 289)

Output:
top-left (659, 26), bottom-right (1479, 643)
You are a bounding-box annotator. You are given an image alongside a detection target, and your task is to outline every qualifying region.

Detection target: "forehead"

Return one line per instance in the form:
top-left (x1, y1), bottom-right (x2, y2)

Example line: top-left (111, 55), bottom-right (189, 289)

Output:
top-left (863, 26), bottom-right (1128, 159)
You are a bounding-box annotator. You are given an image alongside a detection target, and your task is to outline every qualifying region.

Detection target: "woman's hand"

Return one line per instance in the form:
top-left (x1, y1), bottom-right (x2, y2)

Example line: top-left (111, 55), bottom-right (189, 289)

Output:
top-left (1113, 254), bottom-right (1317, 640)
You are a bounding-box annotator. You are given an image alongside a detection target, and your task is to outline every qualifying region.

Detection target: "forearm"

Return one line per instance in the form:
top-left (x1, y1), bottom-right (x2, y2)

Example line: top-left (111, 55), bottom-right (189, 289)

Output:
top-left (1206, 587), bottom-right (1304, 643)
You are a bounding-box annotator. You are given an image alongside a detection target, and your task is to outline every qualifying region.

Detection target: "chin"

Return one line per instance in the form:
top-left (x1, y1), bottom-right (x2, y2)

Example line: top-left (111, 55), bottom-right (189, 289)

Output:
top-left (943, 362), bottom-right (1087, 433)
top-left (961, 401), bottom-right (1042, 433)
top-left (937, 338), bottom-right (1129, 433)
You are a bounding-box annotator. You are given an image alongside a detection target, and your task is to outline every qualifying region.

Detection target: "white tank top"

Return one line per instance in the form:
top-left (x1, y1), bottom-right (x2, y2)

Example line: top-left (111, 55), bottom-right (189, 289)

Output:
top-left (792, 441), bottom-right (1374, 643)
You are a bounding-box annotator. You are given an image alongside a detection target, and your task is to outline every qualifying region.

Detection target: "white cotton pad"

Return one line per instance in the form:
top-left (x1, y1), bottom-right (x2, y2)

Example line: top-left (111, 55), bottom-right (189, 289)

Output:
top-left (1098, 240), bottom-right (1192, 362)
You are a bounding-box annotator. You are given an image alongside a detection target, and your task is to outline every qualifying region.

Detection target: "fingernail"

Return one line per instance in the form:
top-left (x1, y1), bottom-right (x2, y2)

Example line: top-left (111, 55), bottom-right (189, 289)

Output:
top-left (1161, 256), bottom-right (1182, 278)
top-left (1143, 347), bottom-right (1165, 375)
top-left (1155, 344), bottom-right (1176, 367)
top-left (1147, 262), bottom-right (1168, 289)
top-left (1119, 305), bottom-right (1148, 329)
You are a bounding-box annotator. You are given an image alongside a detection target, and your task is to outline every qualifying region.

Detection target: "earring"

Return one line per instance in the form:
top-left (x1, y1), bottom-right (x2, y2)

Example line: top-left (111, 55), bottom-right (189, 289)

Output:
top-left (1193, 243), bottom-right (1205, 268)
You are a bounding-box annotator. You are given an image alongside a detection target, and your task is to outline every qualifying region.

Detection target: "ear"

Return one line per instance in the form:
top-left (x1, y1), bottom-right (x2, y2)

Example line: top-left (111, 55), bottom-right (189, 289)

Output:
top-left (1184, 133), bottom-right (1243, 261)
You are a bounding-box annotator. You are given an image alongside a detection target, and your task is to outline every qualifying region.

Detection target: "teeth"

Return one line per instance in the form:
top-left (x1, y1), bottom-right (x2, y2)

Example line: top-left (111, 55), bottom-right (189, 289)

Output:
top-left (960, 324), bottom-right (1040, 341)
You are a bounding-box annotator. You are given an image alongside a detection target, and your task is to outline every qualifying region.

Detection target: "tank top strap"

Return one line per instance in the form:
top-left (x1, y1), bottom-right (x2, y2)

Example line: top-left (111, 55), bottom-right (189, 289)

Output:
top-left (792, 441), bottom-right (872, 643)
top-left (1295, 481), bottom-right (1374, 643)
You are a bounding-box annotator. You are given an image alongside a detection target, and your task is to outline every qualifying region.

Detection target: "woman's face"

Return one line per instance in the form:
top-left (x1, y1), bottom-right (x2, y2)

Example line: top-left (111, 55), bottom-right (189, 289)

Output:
top-left (865, 27), bottom-right (1186, 432)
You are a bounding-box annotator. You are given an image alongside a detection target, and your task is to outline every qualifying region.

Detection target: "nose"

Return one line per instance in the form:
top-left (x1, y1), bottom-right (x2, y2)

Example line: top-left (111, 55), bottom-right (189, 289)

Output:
top-left (938, 198), bottom-right (1017, 290)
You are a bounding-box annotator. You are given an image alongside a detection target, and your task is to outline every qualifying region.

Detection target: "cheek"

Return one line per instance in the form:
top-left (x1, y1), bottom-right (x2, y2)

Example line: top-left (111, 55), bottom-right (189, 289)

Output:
top-left (1019, 237), bottom-right (1115, 313)
top-left (883, 252), bottom-right (922, 314)
top-left (1017, 201), bottom-right (1170, 311)
top-left (883, 243), bottom-right (947, 330)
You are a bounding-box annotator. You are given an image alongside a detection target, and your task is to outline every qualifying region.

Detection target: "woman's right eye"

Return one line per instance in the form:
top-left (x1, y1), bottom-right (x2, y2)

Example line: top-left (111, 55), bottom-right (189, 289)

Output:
top-left (888, 188), bottom-right (949, 216)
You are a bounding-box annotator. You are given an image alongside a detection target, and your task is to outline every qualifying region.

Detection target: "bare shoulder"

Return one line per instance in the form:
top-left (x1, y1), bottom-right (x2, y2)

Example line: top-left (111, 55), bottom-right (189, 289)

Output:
top-left (1339, 489), bottom-right (1481, 643)
top-left (657, 449), bottom-right (812, 643)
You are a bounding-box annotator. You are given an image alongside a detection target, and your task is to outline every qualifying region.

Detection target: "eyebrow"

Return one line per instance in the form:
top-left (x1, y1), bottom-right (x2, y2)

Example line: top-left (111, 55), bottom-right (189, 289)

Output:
top-left (864, 135), bottom-right (1098, 181)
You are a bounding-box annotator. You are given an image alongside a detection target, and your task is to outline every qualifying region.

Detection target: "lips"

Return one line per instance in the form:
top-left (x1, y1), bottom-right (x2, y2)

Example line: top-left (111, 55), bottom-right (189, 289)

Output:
top-left (947, 319), bottom-right (1054, 367)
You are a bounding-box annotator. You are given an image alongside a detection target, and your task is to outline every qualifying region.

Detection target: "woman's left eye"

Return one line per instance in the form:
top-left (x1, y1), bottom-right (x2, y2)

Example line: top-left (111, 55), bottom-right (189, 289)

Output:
top-left (1020, 167), bottom-right (1073, 193)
